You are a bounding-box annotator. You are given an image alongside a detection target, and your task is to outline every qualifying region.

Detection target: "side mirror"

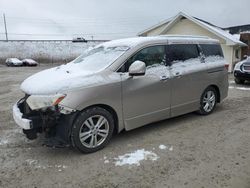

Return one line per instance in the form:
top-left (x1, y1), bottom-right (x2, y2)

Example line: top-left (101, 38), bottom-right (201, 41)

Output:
top-left (243, 55), bottom-right (248, 59)
top-left (128, 61), bottom-right (146, 76)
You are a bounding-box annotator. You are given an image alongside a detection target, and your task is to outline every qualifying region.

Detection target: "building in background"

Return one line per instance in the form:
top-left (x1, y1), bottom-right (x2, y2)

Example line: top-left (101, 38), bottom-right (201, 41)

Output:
top-left (239, 33), bottom-right (250, 59)
top-left (138, 12), bottom-right (247, 72)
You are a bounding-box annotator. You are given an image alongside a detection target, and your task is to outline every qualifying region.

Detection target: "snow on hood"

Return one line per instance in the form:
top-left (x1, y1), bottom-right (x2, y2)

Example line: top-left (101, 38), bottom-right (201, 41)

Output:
top-left (21, 63), bottom-right (106, 95)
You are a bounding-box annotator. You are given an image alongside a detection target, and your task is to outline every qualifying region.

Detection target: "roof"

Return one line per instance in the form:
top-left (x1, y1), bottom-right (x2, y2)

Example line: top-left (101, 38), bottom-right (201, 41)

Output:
top-left (99, 35), bottom-right (219, 48)
top-left (138, 12), bottom-right (247, 47)
top-left (224, 24), bottom-right (250, 34)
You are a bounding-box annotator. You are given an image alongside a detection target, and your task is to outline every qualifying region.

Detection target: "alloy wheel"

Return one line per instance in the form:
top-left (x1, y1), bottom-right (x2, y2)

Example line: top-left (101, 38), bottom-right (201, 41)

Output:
top-left (202, 90), bottom-right (216, 113)
top-left (79, 115), bottom-right (109, 148)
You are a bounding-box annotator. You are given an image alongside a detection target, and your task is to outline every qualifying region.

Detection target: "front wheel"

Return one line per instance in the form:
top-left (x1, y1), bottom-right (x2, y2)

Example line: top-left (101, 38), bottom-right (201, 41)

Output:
top-left (234, 78), bottom-right (245, 84)
top-left (71, 107), bottom-right (114, 153)
top-left (197, 87), bottom-right (217, 115)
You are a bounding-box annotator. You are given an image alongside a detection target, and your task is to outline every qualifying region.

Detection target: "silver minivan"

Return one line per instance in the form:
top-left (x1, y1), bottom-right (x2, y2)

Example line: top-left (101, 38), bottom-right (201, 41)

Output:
top-left (13, 36), bottom-right (228, 153)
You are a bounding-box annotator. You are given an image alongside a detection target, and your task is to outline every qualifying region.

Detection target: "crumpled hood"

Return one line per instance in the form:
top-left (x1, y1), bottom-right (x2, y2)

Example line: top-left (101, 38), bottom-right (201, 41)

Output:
top-left (21, 63), bottom-right (106, 95)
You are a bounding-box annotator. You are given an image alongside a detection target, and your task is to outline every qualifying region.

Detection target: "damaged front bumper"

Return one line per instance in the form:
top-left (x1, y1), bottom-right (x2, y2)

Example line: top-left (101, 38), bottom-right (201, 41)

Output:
top-left (12, 97), bottom-right (77, 147)
top-left (13, 99), bottom-right (32, 130)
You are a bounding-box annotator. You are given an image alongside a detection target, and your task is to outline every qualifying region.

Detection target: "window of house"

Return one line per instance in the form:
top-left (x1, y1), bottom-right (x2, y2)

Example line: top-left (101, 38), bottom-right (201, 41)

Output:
top-left (235, 49), bottom-right (239, 59)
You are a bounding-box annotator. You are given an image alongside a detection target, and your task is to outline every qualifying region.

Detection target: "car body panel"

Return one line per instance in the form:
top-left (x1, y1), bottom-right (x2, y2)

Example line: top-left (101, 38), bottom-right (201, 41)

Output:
top-left (169, 57), bottom-right (208, 117)
top-left (59, 71), bottom-right (125, 132)
top-left (121, 65), bottom-right (171, 130)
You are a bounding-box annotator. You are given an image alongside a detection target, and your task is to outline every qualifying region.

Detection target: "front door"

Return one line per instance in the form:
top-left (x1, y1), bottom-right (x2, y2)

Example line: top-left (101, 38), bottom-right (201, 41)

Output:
top-left (120, 45), bottom-right (171, 130)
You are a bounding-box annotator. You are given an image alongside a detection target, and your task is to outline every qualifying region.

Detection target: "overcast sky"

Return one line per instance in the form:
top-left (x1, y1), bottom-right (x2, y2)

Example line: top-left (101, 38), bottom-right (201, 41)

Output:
top-left (0, 0), bottom-right (249, 40)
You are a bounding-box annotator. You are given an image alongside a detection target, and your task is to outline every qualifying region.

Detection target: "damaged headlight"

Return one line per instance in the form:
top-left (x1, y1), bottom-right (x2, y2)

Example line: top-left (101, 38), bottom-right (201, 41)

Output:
top-left (26, 94), bottom-right (66, 110)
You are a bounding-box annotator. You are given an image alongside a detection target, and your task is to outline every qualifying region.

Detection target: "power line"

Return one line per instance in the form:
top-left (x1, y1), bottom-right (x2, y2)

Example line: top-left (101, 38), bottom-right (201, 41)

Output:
top-left (5, 20), bottom-right (146, 27)
top-left (0, 31), bottom-right (136, 36)
top-left (3, 14), bottom-right (8, 41)
top-left (6, 15), bottom-right (159, 23)
top-left (1, 14), bottom-right (151, 40)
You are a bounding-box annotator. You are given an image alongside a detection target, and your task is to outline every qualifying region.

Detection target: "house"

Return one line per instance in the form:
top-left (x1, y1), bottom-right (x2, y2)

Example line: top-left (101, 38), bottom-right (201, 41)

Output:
top-left (138, 12), bottom-right (247, 72)
top-left (239, 32), bottom-right (250, 59)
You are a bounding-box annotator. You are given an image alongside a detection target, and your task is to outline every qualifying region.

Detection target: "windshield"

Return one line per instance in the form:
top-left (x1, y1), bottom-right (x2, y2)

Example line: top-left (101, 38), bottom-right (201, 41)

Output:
top-left (72, 46), bottom-right (129, 72)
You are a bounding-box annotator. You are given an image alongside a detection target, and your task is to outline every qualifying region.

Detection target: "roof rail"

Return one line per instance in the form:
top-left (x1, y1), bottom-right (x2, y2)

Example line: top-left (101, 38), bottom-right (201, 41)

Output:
top-left (159, 35), bottom-right (210, 39)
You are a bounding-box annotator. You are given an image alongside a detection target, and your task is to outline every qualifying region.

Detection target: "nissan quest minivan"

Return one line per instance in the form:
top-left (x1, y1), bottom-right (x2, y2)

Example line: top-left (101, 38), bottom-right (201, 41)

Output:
top-left (13, 36), bottom-right (228, 153)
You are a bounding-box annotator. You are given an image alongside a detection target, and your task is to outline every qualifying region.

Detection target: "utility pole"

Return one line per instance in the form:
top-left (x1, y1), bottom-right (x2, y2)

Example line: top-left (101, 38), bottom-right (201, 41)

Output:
top-left (3, 13), bottom-right (8, 41)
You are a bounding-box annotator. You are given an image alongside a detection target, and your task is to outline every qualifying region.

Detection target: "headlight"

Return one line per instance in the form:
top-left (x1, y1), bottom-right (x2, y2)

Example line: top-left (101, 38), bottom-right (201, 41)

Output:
top-left (234, 63), bottom-right (241, 71)
top-left (26, 94), bottom-right (66, 110)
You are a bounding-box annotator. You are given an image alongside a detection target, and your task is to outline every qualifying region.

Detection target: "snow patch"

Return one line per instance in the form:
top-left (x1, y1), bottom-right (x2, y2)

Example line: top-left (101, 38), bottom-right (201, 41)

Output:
top-left (159, 145), bottom-right (167, 150)
top-left (159, 144), bottom-right (173, 151)
top-left (25, 159), bottom-right (68, 170)
top-left (229, 86), bottom-right (250, 91)
top-left (25, 159), bottom-right (38, 165)
top-left (169, 146), bottom-right (173, 151)
top-left (0, 138), bottom-right (9, 145)
top-left (104, 160), bottom-right (110, 164)
top-left (114, 149), bottom-right (159, 166)
top-left (0, 129), bottom-right (24, 146)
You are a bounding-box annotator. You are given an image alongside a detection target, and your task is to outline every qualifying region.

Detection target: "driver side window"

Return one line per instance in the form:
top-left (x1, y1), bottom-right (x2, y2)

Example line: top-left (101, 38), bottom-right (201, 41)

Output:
top-left (119, 45), bottom-right (166, 72)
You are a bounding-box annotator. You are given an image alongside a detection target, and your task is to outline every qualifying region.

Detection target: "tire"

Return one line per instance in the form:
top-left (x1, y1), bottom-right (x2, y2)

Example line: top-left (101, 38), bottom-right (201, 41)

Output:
top-left (197, 86), bottom-right (217, 115)
top-left (71, 107), bottom-right (114, 153)
top-left (234, 78), bottom-right (245, 84)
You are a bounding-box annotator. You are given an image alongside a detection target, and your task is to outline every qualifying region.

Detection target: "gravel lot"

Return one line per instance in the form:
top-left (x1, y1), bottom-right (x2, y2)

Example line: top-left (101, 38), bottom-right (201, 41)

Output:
top-left (0, 65), bottom-right (250, 188)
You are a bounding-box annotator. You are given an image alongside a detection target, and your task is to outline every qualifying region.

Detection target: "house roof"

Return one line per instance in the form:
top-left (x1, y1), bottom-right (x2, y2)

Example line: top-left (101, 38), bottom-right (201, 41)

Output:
top-left (137, 17), bottom-right (172, 36)
top-left (138, 12), bottom-right (247, 47)
top-left (224, 24), bottom-right (250, 34)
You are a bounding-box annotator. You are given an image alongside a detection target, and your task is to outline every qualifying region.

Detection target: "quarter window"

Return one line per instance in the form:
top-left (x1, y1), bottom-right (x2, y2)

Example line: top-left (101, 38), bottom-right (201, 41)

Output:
top-left (165, 44), bottom-right (199, 64)
top-left (200, 44), bottom-right (224, 57)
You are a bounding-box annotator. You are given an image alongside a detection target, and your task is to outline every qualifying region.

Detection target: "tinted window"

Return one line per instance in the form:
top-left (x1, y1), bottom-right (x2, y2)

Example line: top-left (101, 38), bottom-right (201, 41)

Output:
top-left (200, 44), bottom-right (224, 57)
top-left (123, 45), bottom-right (166, 72)
top-left (165, 44), bottom-right (199, 64)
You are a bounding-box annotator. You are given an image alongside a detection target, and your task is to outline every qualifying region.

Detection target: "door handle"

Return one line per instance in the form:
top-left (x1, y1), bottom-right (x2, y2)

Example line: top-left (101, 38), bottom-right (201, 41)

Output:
top-left (160, 75), bottom-right (169, 81)
top-left (173, 72), bottom-right (182, 78)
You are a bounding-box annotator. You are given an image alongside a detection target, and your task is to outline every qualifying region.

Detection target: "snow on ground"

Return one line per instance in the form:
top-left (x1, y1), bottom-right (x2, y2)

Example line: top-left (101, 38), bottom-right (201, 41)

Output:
top-left (159, 144), bottom-right (167, 150)
top-left (114, 149), bottom-right (159, 166)
top-left (25, 159), bottom-right (68, 171)
top-left (0, 138), bottom-right (9, 145)
top-left (0, 129), bottom-right (36, 147)
top-left (159, 144), bottom-right (173, 151)
top-left (103, 144), bottom-right (174, 166)
top-left (229, 86), bottom-right (250, 91)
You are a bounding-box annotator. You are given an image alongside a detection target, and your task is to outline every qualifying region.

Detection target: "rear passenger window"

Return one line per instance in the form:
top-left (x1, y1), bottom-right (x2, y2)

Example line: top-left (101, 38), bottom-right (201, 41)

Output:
top-left (200, 44), bottom-right (224, 57)
top-left (165, 44), bottom-right (199, 64)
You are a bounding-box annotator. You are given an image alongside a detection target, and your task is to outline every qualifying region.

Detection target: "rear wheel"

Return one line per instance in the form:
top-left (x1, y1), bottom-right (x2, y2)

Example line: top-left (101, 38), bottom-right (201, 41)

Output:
top-left (234, 78), bottom-right (245, 84)
top-left (71, 107), bottom-right (114, 153)
top-left (198, 87), bottom-right (217, 115)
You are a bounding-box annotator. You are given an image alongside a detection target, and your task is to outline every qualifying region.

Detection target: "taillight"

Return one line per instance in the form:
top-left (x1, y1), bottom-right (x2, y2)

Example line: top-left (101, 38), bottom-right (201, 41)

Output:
top-left (224, 64), bottom-right (229, 71)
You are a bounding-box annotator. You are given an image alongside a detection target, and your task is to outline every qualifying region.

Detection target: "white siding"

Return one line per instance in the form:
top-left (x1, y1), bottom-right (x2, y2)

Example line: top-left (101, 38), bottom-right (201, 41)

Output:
top-left (144, 24), bottom-right (167, 36)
